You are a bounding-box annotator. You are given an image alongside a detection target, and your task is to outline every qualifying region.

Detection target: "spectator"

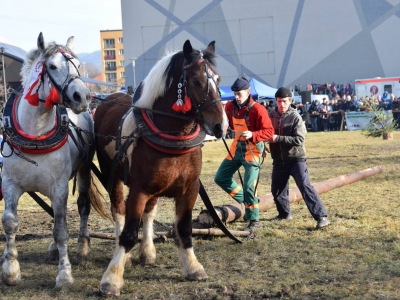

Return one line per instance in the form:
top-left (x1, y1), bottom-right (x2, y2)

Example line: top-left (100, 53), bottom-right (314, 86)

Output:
top-left (391, 97), bottom-right (400, 128)
top-left (381, 91), bottom-right (390, 102)
top-left (335, 99), bottom-right (344, 131)
top-left (308, 100), bottom-right (321, 132)
top-left (389, 93), bottom-right (395, 105)
top-left (378, 100), bottom-right (388, 110)
top-left (296, 101), bottom-right (309, 131)
top-left (344, 95), bottom-right (356, 111)
top-left (266, 100), bottom-right (275, 113)
top-left (320, 99), bottom-right (332, 131)
top-left (357, 98), bottom-right (364, 111)
top-left (267, 87), bottom-right (330, 229)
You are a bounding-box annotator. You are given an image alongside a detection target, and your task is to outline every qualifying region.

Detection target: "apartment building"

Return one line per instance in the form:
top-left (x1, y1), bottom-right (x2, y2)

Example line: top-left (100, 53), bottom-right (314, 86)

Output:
top-left (100, 29), bottom-right (125, 87)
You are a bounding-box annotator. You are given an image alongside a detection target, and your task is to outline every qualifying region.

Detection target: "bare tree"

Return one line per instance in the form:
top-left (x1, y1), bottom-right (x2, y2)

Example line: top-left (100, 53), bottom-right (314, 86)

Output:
top-left (0, 74), bottom-right (5, 108)
top-left (79, 63), bottom-right (101, 79)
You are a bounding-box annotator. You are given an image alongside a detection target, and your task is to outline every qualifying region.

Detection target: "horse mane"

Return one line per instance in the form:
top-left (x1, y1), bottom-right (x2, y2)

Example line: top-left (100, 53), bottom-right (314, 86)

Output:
top-left (136, 45), bottom-right (216, 109)
top-left (20, 42), bottom-right (77, 88)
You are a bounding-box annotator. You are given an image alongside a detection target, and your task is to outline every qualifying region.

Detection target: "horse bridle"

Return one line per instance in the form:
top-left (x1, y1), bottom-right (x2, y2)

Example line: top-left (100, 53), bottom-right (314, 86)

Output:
top-left (44, 47), bottom-right (83, 104)
top-left (181, 51), bottom-right (222, 117)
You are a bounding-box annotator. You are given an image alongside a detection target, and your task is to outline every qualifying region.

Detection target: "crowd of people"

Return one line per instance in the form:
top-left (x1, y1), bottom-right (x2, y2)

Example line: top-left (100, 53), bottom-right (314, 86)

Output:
top-left (259, 92), bottom-right (400, 132)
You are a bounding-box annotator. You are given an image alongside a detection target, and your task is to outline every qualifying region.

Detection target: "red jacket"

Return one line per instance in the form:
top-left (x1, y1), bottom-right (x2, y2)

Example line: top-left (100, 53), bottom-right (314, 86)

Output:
top-left (225, 97), bottom-right (274, 143)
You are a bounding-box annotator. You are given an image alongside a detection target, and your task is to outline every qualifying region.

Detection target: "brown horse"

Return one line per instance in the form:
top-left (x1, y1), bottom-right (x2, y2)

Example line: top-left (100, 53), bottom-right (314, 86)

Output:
top-left (94, 40), bottom-right (227, 296)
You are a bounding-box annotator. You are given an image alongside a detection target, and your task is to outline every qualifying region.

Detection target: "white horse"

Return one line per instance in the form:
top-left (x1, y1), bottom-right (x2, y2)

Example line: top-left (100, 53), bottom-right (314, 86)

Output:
top-left (1, 32), bottom-right (107, 287)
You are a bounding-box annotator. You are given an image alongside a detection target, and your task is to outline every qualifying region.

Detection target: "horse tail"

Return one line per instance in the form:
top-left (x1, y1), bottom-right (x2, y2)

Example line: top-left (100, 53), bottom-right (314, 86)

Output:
top-left (89, 171), bottom-right (113, 221)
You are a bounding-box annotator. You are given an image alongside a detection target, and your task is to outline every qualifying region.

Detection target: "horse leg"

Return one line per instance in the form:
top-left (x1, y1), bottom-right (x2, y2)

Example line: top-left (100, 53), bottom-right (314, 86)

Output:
top-left (175, 184), bottom-right (208, 281)
top-left (139, 198), bottom-right (158, 264)
top-left (109, 178), bottom-right (133, 267)
top-left (52, 187), bottom-right (74, 287)
top-left (100, 190), bottom-right (147, 296)
top-left (1, 182), bottom-right (23, 285)
top-left (73, 164), bottom-right (92, 264)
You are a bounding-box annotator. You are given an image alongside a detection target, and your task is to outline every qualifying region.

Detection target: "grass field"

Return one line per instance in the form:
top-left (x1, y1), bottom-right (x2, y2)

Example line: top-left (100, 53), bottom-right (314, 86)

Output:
top-left (0, 130), bottom-right (399, 299)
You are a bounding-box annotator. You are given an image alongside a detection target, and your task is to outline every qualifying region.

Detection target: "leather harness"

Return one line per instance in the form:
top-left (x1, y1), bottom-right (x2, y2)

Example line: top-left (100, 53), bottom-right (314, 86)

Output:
top-left (2, 88), bottom-right (69, 154)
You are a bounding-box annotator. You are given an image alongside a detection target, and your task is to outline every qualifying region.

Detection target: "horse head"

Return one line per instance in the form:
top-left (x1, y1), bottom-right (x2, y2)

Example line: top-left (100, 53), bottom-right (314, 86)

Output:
top-left (181, 40), bottom-right (228, 139)
top-left (21, 32), bottom-right (90, 113)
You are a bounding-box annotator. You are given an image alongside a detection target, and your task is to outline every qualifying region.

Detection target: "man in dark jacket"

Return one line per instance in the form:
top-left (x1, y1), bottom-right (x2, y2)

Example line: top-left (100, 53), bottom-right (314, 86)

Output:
top-left (267, 87), bottom-right (330, 229)
top-left (391, 97), bottom-right (400, 128)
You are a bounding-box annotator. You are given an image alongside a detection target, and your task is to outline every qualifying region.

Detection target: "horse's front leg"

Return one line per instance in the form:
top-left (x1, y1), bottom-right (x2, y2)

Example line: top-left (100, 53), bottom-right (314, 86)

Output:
top-left (1, 180), bottom-right (23, 286)
top-left (139, 197), bottom-right (158, 264)
top-left (52, 187), bottom-right (74, 287)
top-left (176, 182), bottom-right (208, 281)
top-left (99, 190), bottom-right (147, 296)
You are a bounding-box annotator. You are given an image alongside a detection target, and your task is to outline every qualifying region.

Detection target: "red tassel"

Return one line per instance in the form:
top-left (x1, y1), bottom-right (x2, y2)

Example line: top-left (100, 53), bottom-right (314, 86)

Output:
top-left (172, 88), bottom-right (192, 113)
top-left (25, 90), bottom-right (40, 106)
top-left (45, 87), bottom-right (60, 108)
top-left (24, 78), bottom-right (40, 106)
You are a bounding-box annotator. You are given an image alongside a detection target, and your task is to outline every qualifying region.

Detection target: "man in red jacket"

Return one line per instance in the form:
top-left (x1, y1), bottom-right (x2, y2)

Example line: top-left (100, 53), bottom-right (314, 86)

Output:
top-left (214, 77), bottom-right (274, 230)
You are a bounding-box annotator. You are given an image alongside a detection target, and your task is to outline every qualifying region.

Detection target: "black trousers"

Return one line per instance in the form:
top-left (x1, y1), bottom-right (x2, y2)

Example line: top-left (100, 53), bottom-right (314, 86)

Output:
top-left (271, 160), bottom-right (327, 220)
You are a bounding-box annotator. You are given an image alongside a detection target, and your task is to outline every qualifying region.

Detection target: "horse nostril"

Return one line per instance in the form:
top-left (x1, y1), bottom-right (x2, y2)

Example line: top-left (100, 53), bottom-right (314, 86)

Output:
top-left (214, 123), bottom-right (222, 133)
top-left (73, 92), bottom-right (82, 102)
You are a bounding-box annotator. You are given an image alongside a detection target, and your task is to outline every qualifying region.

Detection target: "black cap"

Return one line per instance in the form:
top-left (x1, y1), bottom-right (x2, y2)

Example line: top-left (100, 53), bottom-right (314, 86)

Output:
top-left (275, 87), bottom-right (292, 98)
top-left (231, 77), bottom-right (250, 91)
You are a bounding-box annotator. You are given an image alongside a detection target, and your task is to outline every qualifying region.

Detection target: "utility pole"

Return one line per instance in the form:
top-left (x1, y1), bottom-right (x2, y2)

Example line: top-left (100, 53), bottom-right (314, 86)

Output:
top-left (130, 57), bottom-right (137, 89)
top-left (0, 47), bottom-right (7, 101)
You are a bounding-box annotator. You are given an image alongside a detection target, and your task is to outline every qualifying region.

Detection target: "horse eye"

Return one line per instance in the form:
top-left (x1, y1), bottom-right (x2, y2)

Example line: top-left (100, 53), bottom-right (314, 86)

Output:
top-left (193, 80), bottom-right (201, 87)
top-left (49, 65), bottom-right (57, 70)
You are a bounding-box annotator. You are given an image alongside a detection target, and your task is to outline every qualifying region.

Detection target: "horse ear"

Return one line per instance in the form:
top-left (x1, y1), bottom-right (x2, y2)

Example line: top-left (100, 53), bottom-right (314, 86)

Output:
top-left (66, 36), bottom-right (75, 50)
top-left (206, 41), bottom-right (216, 54)
top-left (183, 40), bottom-right (193, 61)
top-left (37, 32), bottom-right (47, 50)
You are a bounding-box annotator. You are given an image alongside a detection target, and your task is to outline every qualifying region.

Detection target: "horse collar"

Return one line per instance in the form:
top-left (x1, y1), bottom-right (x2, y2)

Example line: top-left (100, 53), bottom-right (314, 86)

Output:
top-left (2, 88), bottom-right (70, 154)
top-left (133, 107), bottom-right (205, 154)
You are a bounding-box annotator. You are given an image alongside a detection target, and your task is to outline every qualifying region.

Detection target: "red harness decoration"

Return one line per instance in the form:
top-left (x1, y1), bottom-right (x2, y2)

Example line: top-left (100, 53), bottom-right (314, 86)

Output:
top-left (8, 93), bottom-right (68, 154)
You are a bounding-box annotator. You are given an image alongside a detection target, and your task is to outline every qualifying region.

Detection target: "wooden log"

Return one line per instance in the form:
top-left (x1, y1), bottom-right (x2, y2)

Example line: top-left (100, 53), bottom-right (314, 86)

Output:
top-left (89, 228), bottom-right (250, 240)
top-left (89, 231), bottom-right (169, 240)
top-left (198, 166), bottom-right (383, 227)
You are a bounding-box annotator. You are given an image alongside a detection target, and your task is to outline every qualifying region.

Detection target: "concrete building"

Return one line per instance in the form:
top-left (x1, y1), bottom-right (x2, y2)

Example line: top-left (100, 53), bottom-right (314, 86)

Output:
top-left (100, 29), bottom-right (125, 87)
top-left (120, 0), bottom-right (400, 95)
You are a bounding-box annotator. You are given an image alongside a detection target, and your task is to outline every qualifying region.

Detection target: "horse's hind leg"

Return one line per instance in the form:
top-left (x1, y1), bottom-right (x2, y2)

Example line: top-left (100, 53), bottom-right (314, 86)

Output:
top-left (1, 182), bottom-right (23, 285)
top-left (73, 164), bottom-right (92, 264)
top-left (175, 184), bottom-right (208, 281)
top-left (139, 197), bottom-right (158, 264)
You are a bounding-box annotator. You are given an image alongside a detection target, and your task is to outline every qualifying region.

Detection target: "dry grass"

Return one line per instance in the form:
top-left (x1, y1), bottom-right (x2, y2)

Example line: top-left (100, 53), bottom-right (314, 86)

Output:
top-left (1, 130), bottom-right (400, 299)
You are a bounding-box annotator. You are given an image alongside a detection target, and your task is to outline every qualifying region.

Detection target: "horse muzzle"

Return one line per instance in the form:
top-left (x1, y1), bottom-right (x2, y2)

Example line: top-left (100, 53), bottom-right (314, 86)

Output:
top-left (63, 89), bottom-right (90, 113)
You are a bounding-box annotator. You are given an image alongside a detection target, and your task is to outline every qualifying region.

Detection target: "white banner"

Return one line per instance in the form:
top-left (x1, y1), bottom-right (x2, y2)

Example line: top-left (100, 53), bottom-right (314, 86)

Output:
top-left (345, 111), bottom-right (393, 131)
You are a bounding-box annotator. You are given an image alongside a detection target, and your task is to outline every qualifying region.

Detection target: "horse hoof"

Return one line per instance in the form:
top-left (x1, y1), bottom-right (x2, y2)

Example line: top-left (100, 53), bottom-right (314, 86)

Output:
top-left (139, 255), bottom-right (156, 265)
top-left (100, 283), bottom-right (121, 296)
top-left (186, 270), bottom-right (208, 281)
top-left (56, 271), bottom-right (74, 287)
top-left (2, 271), bottom-right (21, 286)
top-left (73, 253), bottom-right (90, 265)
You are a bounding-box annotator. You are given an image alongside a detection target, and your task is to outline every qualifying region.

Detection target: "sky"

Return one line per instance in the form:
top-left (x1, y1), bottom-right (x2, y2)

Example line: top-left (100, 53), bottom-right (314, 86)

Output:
top-left (0, 0), bottom-right (122, 54)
